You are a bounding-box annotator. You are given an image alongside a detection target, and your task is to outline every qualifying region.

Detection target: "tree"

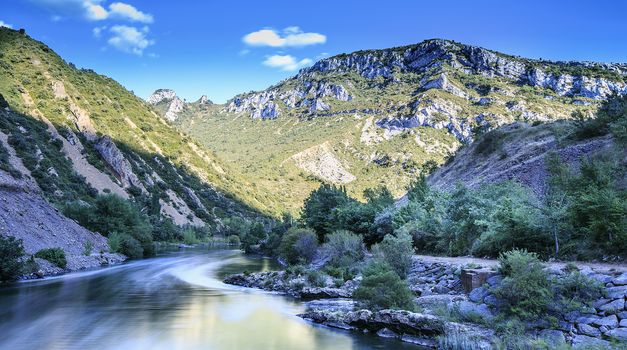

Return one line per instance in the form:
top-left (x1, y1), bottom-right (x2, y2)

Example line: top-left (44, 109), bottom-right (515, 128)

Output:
top-left (353, 261), bottom-right (415, 311)
top-left (0, 236), bottom-right (24, 282)
top-left (372, 232), bottom-right (414, 279)
top-left (278, 228), bottom-right (318, 265)
top-left (301, 184), bottom-right (351, 241)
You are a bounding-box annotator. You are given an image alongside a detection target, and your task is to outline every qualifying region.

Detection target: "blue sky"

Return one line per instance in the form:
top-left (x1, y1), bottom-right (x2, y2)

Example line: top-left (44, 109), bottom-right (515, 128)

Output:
top-left (2, 0), bottom-right (627, 103)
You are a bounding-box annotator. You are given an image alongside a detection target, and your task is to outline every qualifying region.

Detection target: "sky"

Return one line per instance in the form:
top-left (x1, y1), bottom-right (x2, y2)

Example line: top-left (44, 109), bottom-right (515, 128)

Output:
top-left (2, 0), bottom-right (627, 103)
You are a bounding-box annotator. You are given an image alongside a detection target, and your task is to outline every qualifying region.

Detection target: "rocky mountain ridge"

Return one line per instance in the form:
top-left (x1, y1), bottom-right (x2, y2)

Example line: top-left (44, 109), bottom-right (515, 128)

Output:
top-left (147, 89), bottom-right (212, 122)
top-left (177, 38), bottom-right (626, 212)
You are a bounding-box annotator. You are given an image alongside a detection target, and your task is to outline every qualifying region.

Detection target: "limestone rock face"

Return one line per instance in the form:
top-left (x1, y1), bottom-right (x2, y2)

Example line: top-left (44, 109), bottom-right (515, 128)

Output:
top-left (147, 89), bottom-right (177, 105)
top-left (95, 136), bottom-right (146, 192)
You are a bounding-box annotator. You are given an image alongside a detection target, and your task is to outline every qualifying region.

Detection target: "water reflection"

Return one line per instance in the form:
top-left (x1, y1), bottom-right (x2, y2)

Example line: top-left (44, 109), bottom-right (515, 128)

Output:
top-left (0, 249), bottom-right (422, 350)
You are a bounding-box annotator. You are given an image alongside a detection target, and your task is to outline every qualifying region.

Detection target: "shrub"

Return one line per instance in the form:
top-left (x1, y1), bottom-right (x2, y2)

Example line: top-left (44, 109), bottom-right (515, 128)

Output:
top-left (353, 260), bottom-right (415, 311)
top-left (108, 232), bottom-right (122, 253)
top-left (278, 228), bottom-right (318, 265)
top-left (182, 229), bottom-right (199, 245)
top-left (555, 270), bottom-right (604, 311)
top-left (306, 270), bottom-right (326, 287)
top-left (118, 233), bottom-right (143, 259)
top-left (227, 235), bottom-right (240, 245)
top-left (323, 230), bottom-right (365, 268)
top-left (0, 236), bottom-right (25, 282)
top-left (63, 194), bottom-right (154, 257)
top-left (83, 241), bottom-right (93, 256)
top-left (493, 249), bottom-right (553, 319)
top-left (35, 248), bottom-right (67, 269)
top-left (371, 232), bottom-right (414, 279)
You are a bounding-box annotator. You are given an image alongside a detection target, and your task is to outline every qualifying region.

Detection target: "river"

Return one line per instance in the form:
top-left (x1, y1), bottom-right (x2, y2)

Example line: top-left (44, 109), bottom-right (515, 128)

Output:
top-left (0, 248), bottom-right (423, 350)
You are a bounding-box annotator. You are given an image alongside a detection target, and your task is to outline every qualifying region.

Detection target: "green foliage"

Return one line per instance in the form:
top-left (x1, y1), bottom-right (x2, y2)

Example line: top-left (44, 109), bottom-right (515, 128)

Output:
top-left (108, 232), bottom-right (122, 253)
top-left (353, 260), bottom-right (415, 311)
top-left (241, 222), bottom-right (266, 253)
top-left (278, 228), bottom-right (318, 265)
top-left (371, 232), bottom-right (414, 279)
top-left (182, 229), bottom-right (199, 245)
top-left (63, 194), bottom-right (154, 258)
top-left (0, 235), bottom-right (25, 282)
top-left (227, 235), bottom-right (240, 245)
top-left (493, 250), bottom-right (553, 319)
top-left (574, 93), bottom-right (627, 144)
top-left (548, 155), bottom-right (626, 258)
top-left (306, 269), bottom-right (326, 287)
top-left (555, 270), bottom-right (604, 312)
top-left (301, 184), bottom-right (351, 241)
top-left (83, 241), bottom-right (93, 256)
top-left (323, 230), bottom-right (365, 268)
top-left (35, 248), bottom-right (67, 269)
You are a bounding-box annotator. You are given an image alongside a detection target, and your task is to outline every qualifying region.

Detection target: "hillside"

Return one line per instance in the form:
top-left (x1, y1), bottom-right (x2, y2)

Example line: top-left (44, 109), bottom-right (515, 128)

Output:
top-left (0, 27), bottom-right (283, 272)
top-left (0, 27), bottom-right (281, 221)
top-left (176, 39), bottom-right (627, 212)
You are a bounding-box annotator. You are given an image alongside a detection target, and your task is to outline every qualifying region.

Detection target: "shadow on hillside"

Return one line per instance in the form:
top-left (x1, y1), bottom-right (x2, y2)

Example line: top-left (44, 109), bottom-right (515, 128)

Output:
top-left (0, 101), bottom-right (269, 227)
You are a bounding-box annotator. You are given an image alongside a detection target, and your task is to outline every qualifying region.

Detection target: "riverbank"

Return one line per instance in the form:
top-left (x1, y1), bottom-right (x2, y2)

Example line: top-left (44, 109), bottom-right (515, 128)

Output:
top-left (224, 255), bottom-right (627, 348)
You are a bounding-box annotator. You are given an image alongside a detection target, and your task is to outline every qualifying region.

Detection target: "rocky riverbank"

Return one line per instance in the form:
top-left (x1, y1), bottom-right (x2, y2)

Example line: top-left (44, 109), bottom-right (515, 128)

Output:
top-left (224, 256), bottom-right (627, 348)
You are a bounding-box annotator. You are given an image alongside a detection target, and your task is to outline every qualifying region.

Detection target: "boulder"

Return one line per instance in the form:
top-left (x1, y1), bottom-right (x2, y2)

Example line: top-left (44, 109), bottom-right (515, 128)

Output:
top-left (486, 275), bottom-right (502, 287)
top-left (460, 268), bottom-right (497, 292)
top-left (594, 315), bottom-right (618, 328)
top-left (571, 334), bottom-right (611, 349)
top-left (469, 287), bottom-right (489, 303)
top-left (605, 327), bottom-right (627, 341)
top-left (605, 285), bottom-right (627, 299)
top-left (612, 272), bottom-right (627, 286)
top-left (537, 329), bottom-right (566, 347)
top-left (598, 299), bottom-right (625, 314)
top-left (576, 323), bottom-right (601, 337)
top-left (619, 311), bottom-right (627, 320)
top-left (620, 319), bottom-right (627, 327)
top-left (456, 301), bottom-right (494, 322)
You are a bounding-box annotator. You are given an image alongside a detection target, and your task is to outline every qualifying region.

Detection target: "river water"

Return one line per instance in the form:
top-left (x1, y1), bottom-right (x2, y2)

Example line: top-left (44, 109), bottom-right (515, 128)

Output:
top-left (0, 248), bottom-right (422, 350)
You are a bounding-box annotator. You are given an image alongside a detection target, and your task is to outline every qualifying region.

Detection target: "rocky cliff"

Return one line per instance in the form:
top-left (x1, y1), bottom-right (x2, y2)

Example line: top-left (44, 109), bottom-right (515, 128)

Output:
top-left (147, 89), bottom-right (213, 122)
top-left (178, 39), bottom-right (626, 212)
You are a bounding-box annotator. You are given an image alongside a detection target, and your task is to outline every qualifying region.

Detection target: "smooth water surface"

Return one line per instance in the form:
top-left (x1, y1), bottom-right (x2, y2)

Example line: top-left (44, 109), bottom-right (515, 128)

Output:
top-left (0, 248), bottom-right (423, 350)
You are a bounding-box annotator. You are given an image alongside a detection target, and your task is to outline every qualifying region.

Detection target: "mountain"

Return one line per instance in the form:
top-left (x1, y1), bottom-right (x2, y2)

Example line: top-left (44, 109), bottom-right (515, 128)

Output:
top-left (146, 89), bottom-right (213, 122)
top-left (0, 27), bottom-right (277, 271)
top-left (176, 39), bottom-right (627, 212)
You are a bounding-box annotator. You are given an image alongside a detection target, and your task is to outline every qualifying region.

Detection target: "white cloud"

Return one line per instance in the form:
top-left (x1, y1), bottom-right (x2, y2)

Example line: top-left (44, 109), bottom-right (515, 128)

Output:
top-left (263, 54), bottom-right (313, 71)
top-left (93, 25), bottom-right (106, 37)
top-left (84, 1), bottom-right (107, 20)
top-left (0, 20), bottom-right (13, 29)
top-left (108, 2), bottom-right (153, 23)
top-left (243, 27), bottom-right (326, 47)
top-left (107, 25), bottom-right (154, 55)
top-left (30, 1), bottom-right (153, 23)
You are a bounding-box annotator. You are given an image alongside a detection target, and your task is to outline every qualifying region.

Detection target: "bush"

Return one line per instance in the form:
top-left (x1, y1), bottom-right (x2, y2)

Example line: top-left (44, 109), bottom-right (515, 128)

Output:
top-left (555, 270), bottom-right (604, 311)
top-left (493, 249), bottom-right (553, 319)
top-left (306, 270), bottom-right (326, 287)
top-left (108, 232), bottom-right (123, 253)
top-left (371, 232), bottom-right (414, 279)
top-left (83, 241), bottom-right (93, 256)
top-left (323, 230), bottom-right (365, 268)
top-left (118, 233), bottom-right (144, 259)
top-left (227, 235), bottom-right (240, 245)
top-left (182, 229), bottom-right (199, 245)
top-left (278, 228), bottom-right (318, 265)
top-left (35, 248), bottom-right (67, 269)
top-left (353, 261), bottom-right (415, 311)
top-left (63, 194), bottom-right (154, 257)
top-left (0, 236), bottom-right (25, 282)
